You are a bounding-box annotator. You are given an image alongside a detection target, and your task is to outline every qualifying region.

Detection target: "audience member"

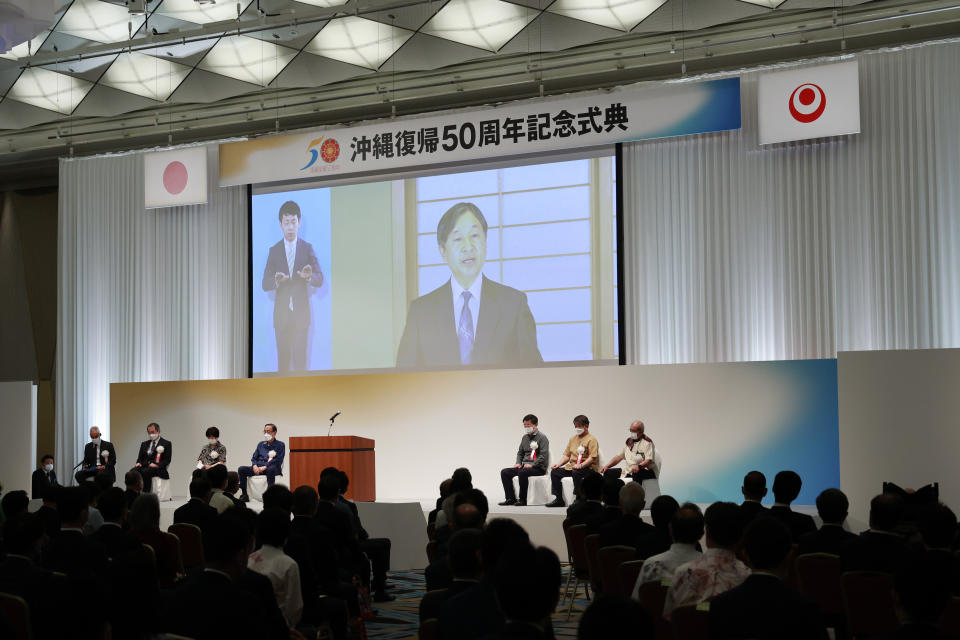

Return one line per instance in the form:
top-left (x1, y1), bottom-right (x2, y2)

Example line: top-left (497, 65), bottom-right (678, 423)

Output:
top-left (770, 470), bottom-right (817, 540)
top-left (124, 469), bottom-right (143, 510)
top-left (429, 478), bottom-right (453, 527)
top-left (598, 482), bottom-right (654, 548)
top-left (35, 485), bottom-right (61, 537)
top-left (31, 453), bottom-right (58, 498)
top-left (224, 471), bottom-right (245, 508)
top-left (206, 464), bottom-right (234, 514)
top-left (739, 470), bottom-right (769, 526)
top-left (797, 488), bottom-right (857, 555)
top-left (663, 501), bottom-right (749, 619)
top-left (249, 507), bottom-right (304, 628)
top-left (82, 481), bottom-right (105, 534)
top-left (129, 492), bottom-right (181, 587)
top-left (578, 594), bottom-right (653, 640)
top-left (91, 486), bottom-right (141, 558)
top-left (892, 552), bottom-right (953, 639)
top-left (632, 502), bottom-right (703, 595)
top-left (43, 486), bottom-right (107, 577)
top-left (565, 471), bottom-right (604, 526)
top-left (173, 477), bottom-right (218, 531)
top-left (710, 516), bottom-right (828, 639)
top-left (1, 489), bottom-right (29, 520)
top-left (489, 544), bottom-right (562, 640)
top-left (842, 493), bottom-right (910, 574)
top-left (586, 477), bottom-right (624, 533)
top-left (918, 503), bottom-right (960, 595)
top-left (437, 467), bottom-right (473, 529)
top-left (315, 476), bottom-right (363, 581)
top-left (421, 528), bottom-right (483, 621)
top-left (637, 494), bottom-right (681, 558)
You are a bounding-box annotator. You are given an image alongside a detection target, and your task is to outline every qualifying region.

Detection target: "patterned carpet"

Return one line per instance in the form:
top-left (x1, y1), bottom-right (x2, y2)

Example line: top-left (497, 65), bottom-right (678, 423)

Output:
top-left (365, 565), bottom-right (587, 639)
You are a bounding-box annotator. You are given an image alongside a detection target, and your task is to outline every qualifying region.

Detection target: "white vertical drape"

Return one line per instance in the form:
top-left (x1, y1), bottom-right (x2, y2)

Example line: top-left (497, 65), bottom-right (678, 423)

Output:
top-left (57, 149), bottom-right (247, 480)
top-left (623, 40), bottom-right (960, 365)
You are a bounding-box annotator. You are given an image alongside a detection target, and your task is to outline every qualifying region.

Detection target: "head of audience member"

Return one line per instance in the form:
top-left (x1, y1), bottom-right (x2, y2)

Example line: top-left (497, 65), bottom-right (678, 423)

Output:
top-left (293, 486), bottom-right (319, 518)
top-left (447, 528), bottom-right (483, 581)
top-left (207, 464), bottom-right (228, 491)
top-left (97, 487), bottom-right (126, 525)
top-left (229, 506), bottom-right (260, 556)
top-left (189, 478), bottom-right (213, 504)
top-left (602, 478), bottom-right (624, 508)
top-left (317, 476), bottom-right (340, 504)
top-left (579, 471), bottom-right (604, 502)
top-left (572, 414), bottom-right (590, 436)
top-left (94, 471), bottom-right (114, 493)
top-left (870, 493), bottom-right (905, 532)
top-left (205, 426), bottom-right (219, 444)
top-left (495, 544), bottom-right (562, 627)
top-left (226, 471), bottom-right (241, 496)
top-left (262, 484), bottom-right (294, 514)
top-left (650, 495), bottom-right (680, 532)
top-left (42, 484), bottom-right (60, 507)
top-left (742, 470), bottom-right (768, 502)
top-left (128, 493), bottom-right (160, 533)
top-left (81, 481), bottom-right (101, 508)
top-left (450, 468), bottom-right (473, 494)
top-left (57, 487), bottom-right (89, 530)
top-left (436, 202), bottom-right (488, 289)
top-left (704, 502), bottom-right (743, 551)
top-left (772, 470), bottom-right (802, 505)
top-left (522, 414), bottom-right (539, 436)
top-left (125, 470), bottom-right (144, 493)
top-left (671, 503), bottom-right (705, 546)
top-left (578, 594), bottom-right (653, 640)
top-left (619, 482), bottom-right (646, 517)
top-left (338, 470), bottom-right (350, 496)
top-left (1, 490), bottom-right (29, 520)
top-left (438, 479), bottom-right (453, 503)
top-left (919, 503), bottom-right (957, 550)
top-left (146, 422), bottom-right (160, 440)
top-left (258, 508), bottom-right (291, 549)
top-left (204, 512), bottom-right (252, 580)
top-left (815, 488), bottom-right (849, 526)
top-left (263, 423), bottom-right (278, 443)
top-left (319, 467), bottom-right (342, 496)
top-left (743, 516), bottom-right (792, 576)
top-left (39, 454), bottom-right (54, 472)
top-left (894, 552), bottom-right (951, 626)
top-left (452, 503), bottom-right (484, 531)
top-left (191, 468), bottom-right (204, 481)
top-left (89, 425), bottom-right (101, 443)
top-left (481, 518), bottom-right (530, 573)
top-left (454, 488), bottom-right (489, 523)
top-left (2, 514), bottom-right (44, 560)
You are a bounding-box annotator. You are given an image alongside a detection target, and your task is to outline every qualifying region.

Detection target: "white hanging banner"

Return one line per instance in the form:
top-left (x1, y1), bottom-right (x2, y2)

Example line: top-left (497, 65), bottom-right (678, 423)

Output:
top-left (757, 60), bottom-right (861, 145)
top-left (144, 146), bottom-right (208, 208)
top-left (219, 77), bottom-right (742, 186)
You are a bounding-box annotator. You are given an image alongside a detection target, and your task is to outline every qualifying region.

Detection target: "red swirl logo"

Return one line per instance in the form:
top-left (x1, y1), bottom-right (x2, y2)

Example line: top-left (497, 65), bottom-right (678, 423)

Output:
top-left (789, 83), bottom-right (826, 123)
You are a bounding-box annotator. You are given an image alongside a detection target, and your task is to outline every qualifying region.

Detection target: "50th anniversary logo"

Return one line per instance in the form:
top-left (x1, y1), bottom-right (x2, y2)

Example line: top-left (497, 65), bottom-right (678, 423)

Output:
top-left (301, 137), bottom-right (341, 170)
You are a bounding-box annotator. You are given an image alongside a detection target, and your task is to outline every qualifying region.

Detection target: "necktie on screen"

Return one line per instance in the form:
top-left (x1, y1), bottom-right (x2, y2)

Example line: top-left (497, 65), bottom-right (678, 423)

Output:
top-left (285, 242), bottom-right (295, 277)
top-left (459, 291), bottom-right (475, 365)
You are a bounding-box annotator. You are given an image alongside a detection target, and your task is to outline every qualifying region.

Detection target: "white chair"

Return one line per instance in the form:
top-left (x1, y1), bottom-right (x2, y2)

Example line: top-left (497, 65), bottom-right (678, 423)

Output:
top-left (247, 475), bottom-right (276, 503)
top-left (511, 454), bottom-right (552, 505)
top-left (152, 477), bottom-right (173, 502)
top-left (560, 449), bottom-right (605, 505)
top-left (640, 448), bottom-right (663, 503)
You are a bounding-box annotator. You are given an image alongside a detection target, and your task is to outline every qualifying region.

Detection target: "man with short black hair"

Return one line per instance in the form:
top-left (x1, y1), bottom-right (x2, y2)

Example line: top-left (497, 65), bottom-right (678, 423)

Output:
top-left (739, 470), bottom-right (768, 526)
top-left (1, 489), bottom-right (29, 520)
top-left (710, 517), bottom-right (828, 639)
top-left (769, 470), bottom-right (816, 540)
top-left (132, 422), bottom-right (172, 494)
top-left (500, 414), bottom-right (550, 506)
top-left (124, 469), bottom-right (143, 509)
top-left (238, 423), bottom-right (286, 502)
top-left (206, 464), bottom-right (234, 513)
top-left (249, 508), bottom-right (303, 628)
top-left (32, 454), bottom-right (58, 498)
top-left (637, 494), bottom-right (681, 559)
top-left (491, 544), bottom-right (562, 640)
top-left (632, 503), bottom-right (703, 595)
top-left (586, 477), bottom-right (623, 533)
top-left (174, 477), bottom-right (218, 531)
top-left (546, 415), bottom-right (600, 508)
top-left (842, 492), bottom-right (910, 574)
top-left (91, 487), bottom-right (141, 558)
top-left (420, 528), bottom-right (484, 622)
top-left (224, 470), bottom-right (245, 508)
top-left (797, 488), bottom-right (857, 555)
top-left (565, 471), bottom-right (604, 526)
top-left (43, 486), bottom-right (107, 578)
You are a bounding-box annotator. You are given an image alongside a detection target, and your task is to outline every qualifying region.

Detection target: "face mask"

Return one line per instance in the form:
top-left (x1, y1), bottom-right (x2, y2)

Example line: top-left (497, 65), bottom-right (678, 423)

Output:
top-left (149, 432), bottom-right (159, 440)
top-left (208, 439), bottom-right (217, 446)
top-left (92, 437), bottom-right (101, 444)
top-left (44, 464), bottom-right (54, 472)
top-left (263, 433), bottom-right (272, 441)
top-left (523, 426), bottom-right (534, 435)
top-left (628, 431), bottom-right (637, 439)
top-left (574, 428), bottom-right (585, 436)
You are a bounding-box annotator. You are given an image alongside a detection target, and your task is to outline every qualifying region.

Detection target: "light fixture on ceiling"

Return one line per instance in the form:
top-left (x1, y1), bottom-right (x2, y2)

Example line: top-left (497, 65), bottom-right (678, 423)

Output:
top-left (101, 51), bottom-right (191, 100)
top-left (737, 0), bottom-right (787, 8)
top-left (128, 0), bottom-right (148, 14)
top-left (157, 0), bottom-right (253, 24)
top-left (198, 34), bottom-right (297, 85)
top-left (421, 0), bottom-right (537, 52)
top-left (0, 30), bottom-right (49, 60)
top-left (546, 0), bottom-right (667, 32)
top-left (304, 16), bottom-right (413, 70)
top-left (5, 67), bottom-right (93, 114)
top-left (58, 0), bottom-right (146, 43)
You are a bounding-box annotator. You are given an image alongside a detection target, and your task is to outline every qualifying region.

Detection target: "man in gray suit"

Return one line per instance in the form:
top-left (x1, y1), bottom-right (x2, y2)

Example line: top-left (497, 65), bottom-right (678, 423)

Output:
top-left (397, 202), bottom-right (542, 368)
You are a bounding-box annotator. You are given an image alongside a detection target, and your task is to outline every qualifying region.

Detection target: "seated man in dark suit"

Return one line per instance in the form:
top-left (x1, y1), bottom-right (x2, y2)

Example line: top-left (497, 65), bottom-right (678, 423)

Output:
top-left (35, 485), bottom-right (61, 538)
top-left (919, 503), bottom-right (960, 595)
top-left (585, 477), bottom-right (623, 534)
top-left (797, 488), bottom-right (857, 556)
top-left (769, 470), bottom-right (817, 540)
top-left (224, 471), bottom-right (246, 509)
top-left (599, 482), bottom-right (655, 549)
top-left (578, 594), bottom-right (653, 639)
top-left (739, 470), bottom-right (769, 526)
top-left (421, 528), bottom-right (483, 622)
top-left (396, 202), bottom-right (542, 368)
top-left (123, 469), bottom-right (143, 510)
top-left (710, 516), bottom-right (828, 639)
top-left (31, 454), bottom-right (59, 498)
top-left (636, 494), bottom-right (681, 559)
top-left (842, 493), bottom-right (910, 574)
top-left (132, 422), bottom-right (172, 494)
top-left (565, 471), bottom-right (605, 526)
top-left (426, 502), bottom-right (486, 591)
top-left (173, 477), bottom-right (218, 532)
top-left (489, 544), bottom-right (562, 640)
top-left (90, 487), bottom-right (141, 558)
top-left (1, 489), bottom-right (29, 520)
top-left (75, 425), bottom-right (117, 485)
top-left (42, 486), bottom-right (107, 578)
top-left (315, 476), bottom-right (363, 580)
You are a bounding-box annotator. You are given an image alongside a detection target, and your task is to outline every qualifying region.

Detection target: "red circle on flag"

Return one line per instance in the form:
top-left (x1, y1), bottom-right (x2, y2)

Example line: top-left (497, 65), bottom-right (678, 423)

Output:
top-left (788, 83), bottom-right (826, 123)
top-left (163, 161), bottom-right (188, 195)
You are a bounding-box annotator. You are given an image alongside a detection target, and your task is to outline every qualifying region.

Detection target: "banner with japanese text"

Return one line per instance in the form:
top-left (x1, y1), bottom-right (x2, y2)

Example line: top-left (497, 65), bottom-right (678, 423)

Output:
top-left (219, 77), bottom-right (741, 186)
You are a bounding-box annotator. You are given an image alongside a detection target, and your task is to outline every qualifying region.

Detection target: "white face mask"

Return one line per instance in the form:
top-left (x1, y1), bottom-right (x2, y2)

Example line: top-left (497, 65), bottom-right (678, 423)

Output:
top-left (263, 433), bottom-right (272, 441)
top-left (92, 436), bottom-right (101, 444)
top-left (628, 431), bottom-right (637, 439)
top-left (149, 432), bottom-right (159, 440)
top-left (574, 427), bottom-right (585, 436)
top-left (44, 464), bottom-right (54, 472)
top-left (523, 426), bottom-right (534, 435)
top-left (208, 438), bottom-right (217, 446)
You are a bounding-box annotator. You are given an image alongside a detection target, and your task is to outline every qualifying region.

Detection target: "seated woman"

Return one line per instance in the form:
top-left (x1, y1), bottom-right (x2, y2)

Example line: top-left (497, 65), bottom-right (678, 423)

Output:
top-left (197, 426), bottom-right (227, 471)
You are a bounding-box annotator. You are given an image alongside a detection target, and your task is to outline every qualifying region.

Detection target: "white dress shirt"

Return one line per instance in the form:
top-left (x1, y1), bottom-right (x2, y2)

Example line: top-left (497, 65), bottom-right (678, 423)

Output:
top-left (248, 544), bottom-right (303, 627)
top-left (451, 276), bottom-right (482, 336)
top-left (283, 238), bottom-right (297, 275)
top-left (209, 489), bottom-right (233, 515)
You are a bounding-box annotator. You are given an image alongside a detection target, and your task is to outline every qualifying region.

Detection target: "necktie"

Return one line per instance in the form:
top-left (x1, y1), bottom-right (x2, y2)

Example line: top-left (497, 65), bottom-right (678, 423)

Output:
top-left (458, 291), bottom-right (474, 365)
top-left (285, 242), bottom-right (295, 277)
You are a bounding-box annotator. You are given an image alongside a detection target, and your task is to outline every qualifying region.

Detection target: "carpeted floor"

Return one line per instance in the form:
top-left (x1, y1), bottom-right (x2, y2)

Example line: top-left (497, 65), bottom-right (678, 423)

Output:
top-left (365, 565), bottom-right (587, 639)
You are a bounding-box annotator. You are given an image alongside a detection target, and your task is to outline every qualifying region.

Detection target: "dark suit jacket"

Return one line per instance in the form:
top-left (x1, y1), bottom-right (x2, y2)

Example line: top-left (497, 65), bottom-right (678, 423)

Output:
top-left (797, 524), bottom-right (858, 556)
top-left (397, 277), bottom-right (542, 368)
top-left (135, 437), bottom-right (172, 478)
top-left (769, 505), bottom-right (817, 540)
top-left (739, 500), bottom-right (768, 527)
top-left (81, 439), bottom-right (118, 481)
top-left (261, 237), bottom-right (323, 329)
top-left (90, 522), bottom-right (142, 559)
top-left (566, 500), bottom-right (605, 527)
top-left (124, 488), bottom-right (141, 510)
top-left (237, 568), bottom-right (291, 640)
top-left (42, 529), bottom-right (107, 577)
top-left (0, 555), bottom-right (73, 637)
top-left (173, 498), bottom-right (218, 532)
top-left (636, 527), bottom-right (673, 560)
top-left (167, 570), bottom-right (268, 640)
top-left (31, 468), bottom-right (58, 498)
top-left (420, 580), bottom-right (479, 622)
top-left (709, 573), bottom-right (829, 640)
top-left (599, 514), bottom-right (657, 549)
top-left (439, 580), bottom-right (504, 640)
top-left (841, 530), bottom-right (911, 574)
top-left (586, 506), bottom-right (622, 535)
top-left (34, 504), bottom-right (60, 538)
top-left (315, 501), bottom-right (360, 570)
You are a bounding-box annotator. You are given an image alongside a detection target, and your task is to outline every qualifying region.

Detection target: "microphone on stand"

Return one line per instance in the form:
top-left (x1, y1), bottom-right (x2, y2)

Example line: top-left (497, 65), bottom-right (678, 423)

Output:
top-left (328, 410), bottom-right (342, 436)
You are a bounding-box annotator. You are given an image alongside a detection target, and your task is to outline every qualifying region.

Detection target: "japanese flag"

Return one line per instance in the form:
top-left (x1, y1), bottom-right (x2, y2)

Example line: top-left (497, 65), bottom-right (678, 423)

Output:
top-left (144, 146), bottom-right (208, 208)
top-left (757, 60), bottom-right (860, 145)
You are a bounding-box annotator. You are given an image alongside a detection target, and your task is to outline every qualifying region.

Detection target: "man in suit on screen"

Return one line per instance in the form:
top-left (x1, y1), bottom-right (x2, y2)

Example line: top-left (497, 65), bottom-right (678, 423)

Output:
top-left (397, 202), bottom-right (542, 368)
top-left (262, 200), bottom-right (324, 373)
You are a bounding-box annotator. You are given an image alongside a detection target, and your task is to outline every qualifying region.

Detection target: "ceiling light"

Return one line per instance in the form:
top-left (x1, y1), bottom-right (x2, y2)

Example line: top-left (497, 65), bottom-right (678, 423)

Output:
top-left (547, 0), bottom-right (667, 32)
top-left (101, 51), bottom-right (191, 101)
top-left (198, 35), bottom-right (297, 86)
top-left (736, 0), bottom-right (787, 8)
top-left (305, 17), bottom-right (413, 70)
top-left (57, 0), bottom-right (145, 43)
top-left (421, 0), bottom-right (537, 52)
top-left (5, 67), bottom-right (93, 114)
top-left (155, 0), bottom-right (254, 24)
top-left (293, 0), bottom-right (350, 7)
top-left (0, 30), bottom-right (49, 60)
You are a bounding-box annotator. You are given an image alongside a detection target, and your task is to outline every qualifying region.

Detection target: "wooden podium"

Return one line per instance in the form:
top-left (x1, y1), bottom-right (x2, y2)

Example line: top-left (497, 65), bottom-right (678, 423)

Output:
top-left (289, 436), bottom-right (376, 502)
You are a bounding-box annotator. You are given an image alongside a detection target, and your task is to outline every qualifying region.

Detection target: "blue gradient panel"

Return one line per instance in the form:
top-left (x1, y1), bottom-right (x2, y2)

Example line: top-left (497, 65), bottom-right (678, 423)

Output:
top-left (674, 358), bottom-right (840, 506)
top-left (632, 77), bottom-right (742, 141)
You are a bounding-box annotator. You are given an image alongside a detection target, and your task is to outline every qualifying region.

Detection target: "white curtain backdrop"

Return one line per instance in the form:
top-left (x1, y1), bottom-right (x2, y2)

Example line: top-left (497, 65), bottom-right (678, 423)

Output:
top-left (623, 40), bottom-right (960, 364)
top-left (57, 148), bottom-right (247, 481)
